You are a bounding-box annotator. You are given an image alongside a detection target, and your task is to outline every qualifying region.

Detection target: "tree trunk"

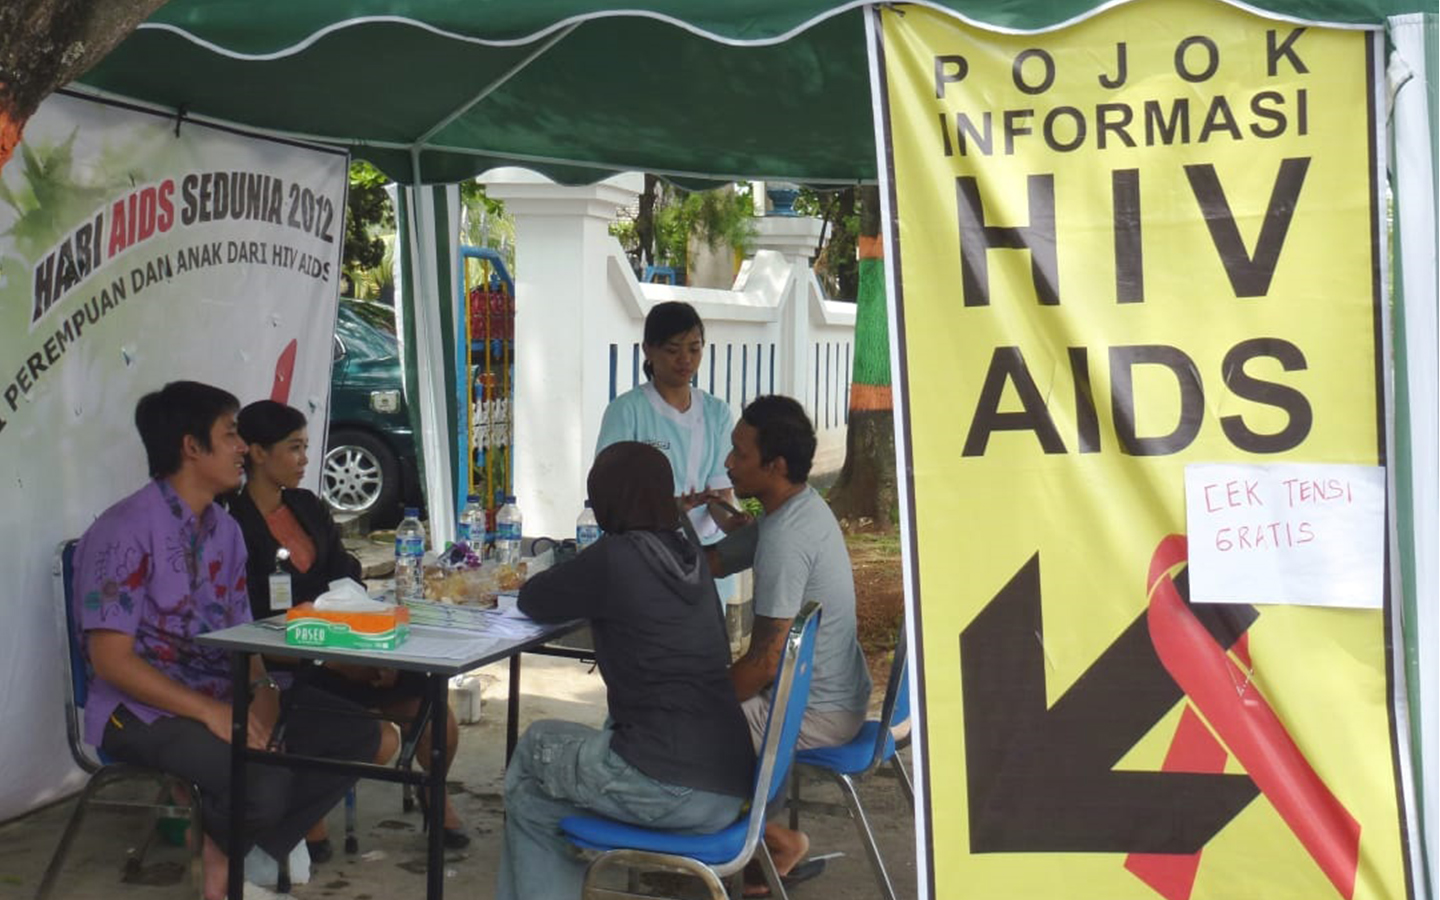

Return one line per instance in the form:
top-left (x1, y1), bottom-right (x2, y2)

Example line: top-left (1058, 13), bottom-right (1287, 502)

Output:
top-left (0, 0), bottom-right (171, 172)
top-left (827, 185), bottom-right (897, 532)
top-left (633, 173), bottom-right (659, 268)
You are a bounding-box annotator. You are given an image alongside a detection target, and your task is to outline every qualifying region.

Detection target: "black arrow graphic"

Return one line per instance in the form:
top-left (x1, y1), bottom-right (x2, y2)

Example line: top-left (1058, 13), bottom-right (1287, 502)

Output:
top-left (962, 552), bottom-right (1261, 854)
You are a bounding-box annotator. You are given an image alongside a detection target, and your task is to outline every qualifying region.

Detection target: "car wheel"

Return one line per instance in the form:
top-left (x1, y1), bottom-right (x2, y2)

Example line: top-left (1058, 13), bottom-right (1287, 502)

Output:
top-left (322, 428), bottom-right (401, 526)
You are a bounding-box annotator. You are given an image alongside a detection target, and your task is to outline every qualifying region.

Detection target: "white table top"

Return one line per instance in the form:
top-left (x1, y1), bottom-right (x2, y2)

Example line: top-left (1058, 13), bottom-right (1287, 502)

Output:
top-left (196, 614), bottom-right (582, 676)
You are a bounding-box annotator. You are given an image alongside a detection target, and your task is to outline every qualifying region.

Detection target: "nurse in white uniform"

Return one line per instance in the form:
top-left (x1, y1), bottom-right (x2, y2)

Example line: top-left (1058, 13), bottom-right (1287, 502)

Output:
top-left (596, 301), bottom-right (747, 561)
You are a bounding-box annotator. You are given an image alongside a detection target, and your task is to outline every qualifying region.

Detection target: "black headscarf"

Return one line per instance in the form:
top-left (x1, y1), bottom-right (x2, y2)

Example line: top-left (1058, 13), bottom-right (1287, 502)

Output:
top-left (588, 442), bottom-right (680, 534)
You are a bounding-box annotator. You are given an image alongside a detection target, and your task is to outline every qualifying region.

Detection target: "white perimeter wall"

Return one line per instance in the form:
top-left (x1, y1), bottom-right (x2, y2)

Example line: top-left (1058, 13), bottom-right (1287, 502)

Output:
top-left (484, 170), bottom-right (855, 538)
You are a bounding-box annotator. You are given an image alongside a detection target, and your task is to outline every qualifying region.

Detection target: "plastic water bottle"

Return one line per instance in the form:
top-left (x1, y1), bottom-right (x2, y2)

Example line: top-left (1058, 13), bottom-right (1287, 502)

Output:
top-left (576, 501), bottom-right (601, 551)
top-left (495, 496), bottom-right (522, 566)
top-left (457, 494), bottom-right (486, 549)
top-left (394, 508), bottom-right (426, 602)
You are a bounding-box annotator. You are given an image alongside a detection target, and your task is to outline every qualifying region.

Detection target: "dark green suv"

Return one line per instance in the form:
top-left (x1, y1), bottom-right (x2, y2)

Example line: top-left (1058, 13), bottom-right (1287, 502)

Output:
top-left (325, 298), bottom-right (420, 527)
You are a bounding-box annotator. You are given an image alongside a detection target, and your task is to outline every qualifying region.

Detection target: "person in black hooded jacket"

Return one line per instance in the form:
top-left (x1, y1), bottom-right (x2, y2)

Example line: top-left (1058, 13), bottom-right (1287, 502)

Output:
top-left (227, 400), bottom-right (468, 855)
top-left (496, 441), bottom-right (756, 900)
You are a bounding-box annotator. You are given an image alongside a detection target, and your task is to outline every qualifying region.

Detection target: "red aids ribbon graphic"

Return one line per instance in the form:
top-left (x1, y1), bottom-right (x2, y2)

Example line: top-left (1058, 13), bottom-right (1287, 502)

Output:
top-left (1126, 631), bottom-right (1256, 900)
top-left (1139, 534), bottom-right (1360, 900)
top-left (270, 339), bottom-right (297, 404)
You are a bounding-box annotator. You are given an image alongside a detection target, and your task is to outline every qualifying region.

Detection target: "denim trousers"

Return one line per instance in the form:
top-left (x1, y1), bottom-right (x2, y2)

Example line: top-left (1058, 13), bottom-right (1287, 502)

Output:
top-left (496, 719), bottom-right (745, 900)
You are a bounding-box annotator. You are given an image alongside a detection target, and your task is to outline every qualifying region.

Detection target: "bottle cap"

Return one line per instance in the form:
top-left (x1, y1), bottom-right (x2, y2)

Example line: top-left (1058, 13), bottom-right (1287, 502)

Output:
top-left (583, 500), bottom-right (592, 508)
top-left (505, 495), bottom-right (517, 504)
top-left (466, 494), bottom-right (480, 503)
top-left (404, 507), bottom-right (419, 517)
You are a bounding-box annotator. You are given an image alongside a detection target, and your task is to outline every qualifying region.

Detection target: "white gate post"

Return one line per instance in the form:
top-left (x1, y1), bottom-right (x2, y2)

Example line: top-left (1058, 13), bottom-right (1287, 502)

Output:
top-left (753, 216), bottom-right (825, 402)
top-left (483, 169), bottom-right (642, 539)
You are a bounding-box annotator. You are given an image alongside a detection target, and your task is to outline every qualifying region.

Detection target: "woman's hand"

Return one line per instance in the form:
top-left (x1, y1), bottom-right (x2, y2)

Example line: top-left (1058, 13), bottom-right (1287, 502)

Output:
top-left (248, 688), bottom-right (280, 750)
top-left (677, 490), bottom-right (711, 512)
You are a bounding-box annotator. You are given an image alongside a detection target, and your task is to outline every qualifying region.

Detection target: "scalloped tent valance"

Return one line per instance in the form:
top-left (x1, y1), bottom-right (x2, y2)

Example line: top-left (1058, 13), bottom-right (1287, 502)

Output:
top-left (72, 0), bottom-right (1425, 186)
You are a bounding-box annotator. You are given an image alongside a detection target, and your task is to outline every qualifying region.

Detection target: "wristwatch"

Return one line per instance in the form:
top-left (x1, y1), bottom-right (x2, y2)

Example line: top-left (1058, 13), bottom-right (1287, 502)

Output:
top-left (249, 674), bottom-right (280, 695)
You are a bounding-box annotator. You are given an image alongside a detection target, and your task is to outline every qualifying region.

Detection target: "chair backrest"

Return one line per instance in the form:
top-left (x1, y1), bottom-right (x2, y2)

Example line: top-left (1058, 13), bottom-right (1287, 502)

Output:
top-left (54, 538), bottom-right (100, 773)
top-left (867, 634), bottom-right (910, 769)
top-left (735, 601), bottom-right (821, 857)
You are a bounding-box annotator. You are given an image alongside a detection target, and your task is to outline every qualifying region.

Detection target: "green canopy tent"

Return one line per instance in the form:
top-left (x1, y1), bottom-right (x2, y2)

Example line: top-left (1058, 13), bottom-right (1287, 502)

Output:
top-left (60, 3), bottom-right (1439, 897)
top-left (68, 0), bottom-right (1435, 535)
top-left (71, 0), bottom-right (1427, 187)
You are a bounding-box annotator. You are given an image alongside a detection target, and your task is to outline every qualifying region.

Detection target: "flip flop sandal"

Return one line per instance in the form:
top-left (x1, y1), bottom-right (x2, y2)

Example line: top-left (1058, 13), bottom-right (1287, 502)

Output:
top-left (742, 857), bottom-right (828, 898)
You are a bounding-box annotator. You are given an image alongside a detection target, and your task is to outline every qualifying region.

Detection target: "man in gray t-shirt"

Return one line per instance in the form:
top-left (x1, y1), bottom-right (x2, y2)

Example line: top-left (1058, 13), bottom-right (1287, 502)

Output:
top-left (709, 395), bottom-right (873, 895)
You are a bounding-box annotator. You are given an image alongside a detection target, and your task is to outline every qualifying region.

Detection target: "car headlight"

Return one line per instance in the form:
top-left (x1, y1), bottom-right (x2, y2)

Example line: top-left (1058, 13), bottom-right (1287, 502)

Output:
top-left (369, 389), bottom-right (401, 414)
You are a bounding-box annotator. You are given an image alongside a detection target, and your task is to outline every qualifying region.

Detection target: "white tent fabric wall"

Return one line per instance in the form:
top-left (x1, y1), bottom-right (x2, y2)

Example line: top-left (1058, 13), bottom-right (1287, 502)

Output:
top-left (1391, 12), bottom-right (1440, 896)
top-left (400, 182), bottom-right (461, 548)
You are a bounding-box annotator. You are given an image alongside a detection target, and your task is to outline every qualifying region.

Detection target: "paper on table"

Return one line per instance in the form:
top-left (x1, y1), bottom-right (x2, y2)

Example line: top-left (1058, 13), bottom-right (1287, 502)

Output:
top-left (482, 609), bottom-right (547, 639)
top-left (402, 630), bottom-right (502, 660)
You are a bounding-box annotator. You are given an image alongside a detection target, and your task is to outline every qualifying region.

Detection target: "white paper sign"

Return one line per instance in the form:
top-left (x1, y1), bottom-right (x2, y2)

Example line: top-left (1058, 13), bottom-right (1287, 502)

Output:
top-left (1184, 463), bottom-right (1385, 608)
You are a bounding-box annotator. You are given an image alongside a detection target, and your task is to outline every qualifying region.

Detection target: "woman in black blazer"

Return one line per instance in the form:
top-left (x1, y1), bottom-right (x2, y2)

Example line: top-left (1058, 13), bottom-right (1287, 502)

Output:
top-left (232, 400), bottom-right (470, 852)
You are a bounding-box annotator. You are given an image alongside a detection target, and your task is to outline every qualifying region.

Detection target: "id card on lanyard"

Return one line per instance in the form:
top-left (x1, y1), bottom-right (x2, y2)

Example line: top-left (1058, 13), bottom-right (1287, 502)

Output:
top-left (269, 547), bottom-right (294, 610)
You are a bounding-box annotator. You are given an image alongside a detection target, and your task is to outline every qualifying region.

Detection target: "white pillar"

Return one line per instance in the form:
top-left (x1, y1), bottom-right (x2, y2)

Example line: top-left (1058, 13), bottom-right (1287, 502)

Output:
top-left (483, 169), bottom-right (642, 539)
top-left (753, 216), bottom-right (825, 400)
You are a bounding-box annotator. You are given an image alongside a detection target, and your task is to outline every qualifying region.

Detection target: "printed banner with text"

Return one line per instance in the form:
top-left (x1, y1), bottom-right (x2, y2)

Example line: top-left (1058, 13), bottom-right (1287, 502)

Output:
top-left (0, 91), bottom-right (346, 822)
top-left (873, 2), bottom-right (1409, 898)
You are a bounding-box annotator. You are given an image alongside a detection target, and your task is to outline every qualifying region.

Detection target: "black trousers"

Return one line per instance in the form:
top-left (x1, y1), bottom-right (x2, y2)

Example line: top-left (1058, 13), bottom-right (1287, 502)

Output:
top-left (100, 684), bottom-right (380, 860)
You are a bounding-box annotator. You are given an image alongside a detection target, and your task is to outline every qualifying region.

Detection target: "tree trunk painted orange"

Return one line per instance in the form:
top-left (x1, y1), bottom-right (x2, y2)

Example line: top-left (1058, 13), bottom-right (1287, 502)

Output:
top-left (0, 0), bottom-right (173, 176)
top-left (0, 102), bottom-right (24, 174)
top-left (826, 187), bottom-right (898, 532)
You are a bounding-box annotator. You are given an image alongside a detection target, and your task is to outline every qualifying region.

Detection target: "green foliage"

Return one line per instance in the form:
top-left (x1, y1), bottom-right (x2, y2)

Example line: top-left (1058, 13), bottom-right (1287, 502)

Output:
top-left (612, 181), bottom-right (754, 274)
top-left (798, 186), bottom-right (860, 301)
top-left (350, 234), bottom-right (395, 301)
top-left (608, 217), bottom-right (637, 249)
top-left (652, 183), bottom-right (755, 271)
top-left (460, 179), bottom-right (506, 222)
top-left (458, 179), bottom-right (515, 274)
top-left (343, 160), bottom-right (395, 297)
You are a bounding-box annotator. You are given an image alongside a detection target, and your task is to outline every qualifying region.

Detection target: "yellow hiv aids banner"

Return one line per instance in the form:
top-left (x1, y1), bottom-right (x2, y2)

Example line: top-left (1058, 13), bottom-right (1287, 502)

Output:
top-left (871, 2), bottom-right (1412, 899)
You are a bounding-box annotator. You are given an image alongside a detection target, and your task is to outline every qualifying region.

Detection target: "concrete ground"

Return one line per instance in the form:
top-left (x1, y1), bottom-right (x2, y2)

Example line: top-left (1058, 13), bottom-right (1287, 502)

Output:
top-left (0, 534), bottom-right (918, 900)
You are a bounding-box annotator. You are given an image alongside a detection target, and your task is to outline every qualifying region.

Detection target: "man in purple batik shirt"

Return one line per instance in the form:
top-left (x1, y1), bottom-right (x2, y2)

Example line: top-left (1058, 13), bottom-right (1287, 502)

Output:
top-left (77, 476), bottom-right (253, 747)
top-left (75, 381), bottom-right (379, 900)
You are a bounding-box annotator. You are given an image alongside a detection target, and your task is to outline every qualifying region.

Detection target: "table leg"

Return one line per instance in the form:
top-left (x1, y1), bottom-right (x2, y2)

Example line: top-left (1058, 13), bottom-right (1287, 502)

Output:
top-left (426, 673), bottom-right (448, 900)
top-left (505, 654), bottom-right (521, 764)
top-left (227, 651), bottom-right (251, 900)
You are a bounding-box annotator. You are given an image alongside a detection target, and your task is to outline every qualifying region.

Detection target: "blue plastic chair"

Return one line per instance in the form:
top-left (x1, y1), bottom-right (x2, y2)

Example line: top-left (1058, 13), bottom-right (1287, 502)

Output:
top-left (561, 601), bottom-right (823, 900)
top-left (36, 540), bottom-right (203, 899)
top-left (789, 636), bottom-right (913, 900)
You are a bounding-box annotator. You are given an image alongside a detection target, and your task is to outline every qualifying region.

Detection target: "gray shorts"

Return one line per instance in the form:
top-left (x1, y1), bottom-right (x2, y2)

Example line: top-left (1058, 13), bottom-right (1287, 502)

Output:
top-left (742, 693), bottom-right (866, 753)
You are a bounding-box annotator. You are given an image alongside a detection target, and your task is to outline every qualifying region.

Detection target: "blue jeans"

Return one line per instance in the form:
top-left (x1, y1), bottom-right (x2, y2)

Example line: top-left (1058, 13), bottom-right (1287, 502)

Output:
top-left (496, 720), bottom-right (746, 900)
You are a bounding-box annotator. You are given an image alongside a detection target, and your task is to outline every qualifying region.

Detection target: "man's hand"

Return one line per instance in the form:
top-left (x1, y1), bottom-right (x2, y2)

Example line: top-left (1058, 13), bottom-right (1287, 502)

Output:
top-left (90, 629), bottom-right (249, 739)
top-left (197, 698), bottom-right (235, 744)
top-left (681, 490), bottom-right (753, 533)
top-left (705, 495), bottom-right (753, 534)
top-left (369, 668), bottom-right (399, 689)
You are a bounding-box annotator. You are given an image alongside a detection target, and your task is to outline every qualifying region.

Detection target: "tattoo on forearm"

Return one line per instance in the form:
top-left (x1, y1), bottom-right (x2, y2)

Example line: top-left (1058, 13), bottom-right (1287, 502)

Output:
top-left (745, 616), bottom-right (787, 671)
